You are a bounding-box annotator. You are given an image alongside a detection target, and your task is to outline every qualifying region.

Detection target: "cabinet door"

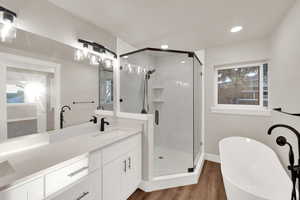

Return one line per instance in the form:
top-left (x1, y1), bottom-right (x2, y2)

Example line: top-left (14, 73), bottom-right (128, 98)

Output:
top-left (102, 157), bottom-right (124, 200)
top-left (0, 185), bottom-right (28, 200)
top-left (121, 146), bottom-right (142, 199)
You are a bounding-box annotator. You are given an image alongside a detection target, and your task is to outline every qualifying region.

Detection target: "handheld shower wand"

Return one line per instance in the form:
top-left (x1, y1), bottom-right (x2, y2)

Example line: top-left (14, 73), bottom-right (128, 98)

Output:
top-left (141, 69), bottom-right (156, 114)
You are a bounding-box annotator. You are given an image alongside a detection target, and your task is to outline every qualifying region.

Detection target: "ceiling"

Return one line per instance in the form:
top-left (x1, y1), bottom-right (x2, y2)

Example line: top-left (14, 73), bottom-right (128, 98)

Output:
top-left (48, 0), bottom-right (295, 51)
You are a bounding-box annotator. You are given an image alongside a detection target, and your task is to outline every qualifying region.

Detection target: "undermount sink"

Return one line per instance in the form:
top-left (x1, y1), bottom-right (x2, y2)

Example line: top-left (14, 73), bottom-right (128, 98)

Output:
top-left (0, 161), bottom-right (15, 178)
top-left (91, 129), bottom-right (127, 137)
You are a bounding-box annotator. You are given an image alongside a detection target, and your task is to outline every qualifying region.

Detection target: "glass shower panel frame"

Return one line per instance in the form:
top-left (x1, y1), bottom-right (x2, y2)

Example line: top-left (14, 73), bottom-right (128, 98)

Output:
top-left (193, 55), bottom-right (203, 168)
top-left (120, 48), bottom-right (202, 177)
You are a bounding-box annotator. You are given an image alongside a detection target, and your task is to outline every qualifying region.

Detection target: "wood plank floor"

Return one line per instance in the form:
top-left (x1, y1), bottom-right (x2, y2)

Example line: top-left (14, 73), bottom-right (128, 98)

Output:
top-left (128, 161), bottom-right (227, 200)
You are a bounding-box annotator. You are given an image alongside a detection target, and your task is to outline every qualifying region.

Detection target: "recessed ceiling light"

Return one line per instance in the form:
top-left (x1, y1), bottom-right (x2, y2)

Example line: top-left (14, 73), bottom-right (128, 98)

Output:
top-left (181, 61), bottom-right (186, 64)
top-left (230, 26), bottom-right (243, 33)
top-left (123, 56), bottom-right (129, 59)
top-left (161, 44), bottom-right (169, 50)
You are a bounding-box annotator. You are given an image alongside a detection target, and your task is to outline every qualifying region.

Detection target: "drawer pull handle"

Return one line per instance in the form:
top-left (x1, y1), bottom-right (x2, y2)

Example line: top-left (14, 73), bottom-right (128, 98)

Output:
top-left (124, 160), bottom-right (127, 172)
top-left (76, 192), bottom-right (89, 200)
top-left (68, 166), bottom-right (89, 177)
top-left (128, 157), bottom-right (131, 169)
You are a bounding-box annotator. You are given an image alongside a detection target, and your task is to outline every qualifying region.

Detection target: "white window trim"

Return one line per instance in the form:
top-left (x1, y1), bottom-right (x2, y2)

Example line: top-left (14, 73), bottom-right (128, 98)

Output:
top-left (212, 61), bottom-right (270, 116)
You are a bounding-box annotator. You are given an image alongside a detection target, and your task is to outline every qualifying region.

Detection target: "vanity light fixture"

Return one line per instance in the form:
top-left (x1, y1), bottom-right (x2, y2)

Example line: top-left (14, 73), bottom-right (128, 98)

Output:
top-left (0, 6), bottom-right (17, 42)
top-left (74, 39), bottom-right (117, 66)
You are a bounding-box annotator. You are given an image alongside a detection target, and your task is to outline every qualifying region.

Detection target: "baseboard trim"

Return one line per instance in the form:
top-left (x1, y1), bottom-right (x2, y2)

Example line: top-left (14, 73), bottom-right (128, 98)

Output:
top-left (205, 153), bottom-right (220, 163)
top-left (139, 153), bottom-right (205, 192)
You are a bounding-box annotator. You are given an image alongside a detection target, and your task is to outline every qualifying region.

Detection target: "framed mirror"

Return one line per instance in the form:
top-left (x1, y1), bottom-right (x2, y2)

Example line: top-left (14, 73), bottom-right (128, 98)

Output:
top-left (0, 28), bottom-right (115, 141)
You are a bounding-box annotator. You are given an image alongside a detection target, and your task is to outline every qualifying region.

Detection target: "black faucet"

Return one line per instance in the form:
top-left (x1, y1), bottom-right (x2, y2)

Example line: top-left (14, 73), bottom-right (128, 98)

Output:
top-left (60, 105), bottom-right (71, 129)
top-left (100, 118), bottom-right (110, 132)
top-left (268, 124), bottom-right (300, 200)
top-left (89, 116), bottom-right (98, 124)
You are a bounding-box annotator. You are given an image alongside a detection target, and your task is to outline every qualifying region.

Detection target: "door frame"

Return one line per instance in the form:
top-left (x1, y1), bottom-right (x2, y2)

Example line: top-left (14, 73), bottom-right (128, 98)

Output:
top-left (0, 52), bottom-right (61, 141)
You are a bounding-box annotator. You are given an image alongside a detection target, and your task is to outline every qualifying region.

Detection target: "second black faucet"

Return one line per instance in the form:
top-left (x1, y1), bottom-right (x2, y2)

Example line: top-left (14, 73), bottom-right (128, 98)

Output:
top-left (100, 118), bottom-right (110, 132)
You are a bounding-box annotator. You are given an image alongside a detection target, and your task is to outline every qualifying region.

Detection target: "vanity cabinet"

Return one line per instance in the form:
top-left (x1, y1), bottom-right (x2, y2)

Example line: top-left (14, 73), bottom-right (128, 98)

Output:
top-left (103, 135), bottom-right (141, 200)
top-left (0, 177), bottom-right (44, 200)
top-left (0, 133), bottom-right (141, 200)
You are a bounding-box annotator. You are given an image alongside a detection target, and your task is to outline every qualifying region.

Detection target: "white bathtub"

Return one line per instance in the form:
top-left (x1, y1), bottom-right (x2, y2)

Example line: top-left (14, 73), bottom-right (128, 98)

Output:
top-left (219, 137), bottom-right (292, 200)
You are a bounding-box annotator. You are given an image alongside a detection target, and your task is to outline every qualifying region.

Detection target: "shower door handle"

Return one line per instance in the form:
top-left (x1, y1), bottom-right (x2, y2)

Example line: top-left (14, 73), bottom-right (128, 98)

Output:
top-left (155, 110), bottom-right (159, 125)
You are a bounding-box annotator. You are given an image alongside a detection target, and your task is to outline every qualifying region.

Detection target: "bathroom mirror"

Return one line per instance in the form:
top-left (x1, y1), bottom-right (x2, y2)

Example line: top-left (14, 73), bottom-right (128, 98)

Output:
top-left (0, 28), bottom-right (114, 141)
top-left (99, 62), bottom-right (114, 111)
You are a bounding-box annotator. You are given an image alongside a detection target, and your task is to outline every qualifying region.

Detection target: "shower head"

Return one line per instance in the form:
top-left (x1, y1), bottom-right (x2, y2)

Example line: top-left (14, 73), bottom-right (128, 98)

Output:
top-left (145, 69), bottom-right (156, 80)
top-left (147, 69), bottom-right (156, 75)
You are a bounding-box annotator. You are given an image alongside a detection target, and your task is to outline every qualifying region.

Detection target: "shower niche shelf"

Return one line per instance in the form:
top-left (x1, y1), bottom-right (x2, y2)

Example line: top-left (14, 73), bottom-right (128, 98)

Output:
top-left (152, 86), bottom-right (164, 90)
top-left (152, 99), bottom-right (164, 103)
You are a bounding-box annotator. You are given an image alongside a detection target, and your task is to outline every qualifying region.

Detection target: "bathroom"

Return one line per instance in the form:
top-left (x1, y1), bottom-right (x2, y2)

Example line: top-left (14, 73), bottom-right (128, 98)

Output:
top-left (0, 0), bottom-right (299, 199)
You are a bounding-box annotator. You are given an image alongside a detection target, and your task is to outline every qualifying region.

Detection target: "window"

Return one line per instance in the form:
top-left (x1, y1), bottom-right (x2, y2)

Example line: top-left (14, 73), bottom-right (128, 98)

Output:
top-left (214, 62), bottom-right (269, 114)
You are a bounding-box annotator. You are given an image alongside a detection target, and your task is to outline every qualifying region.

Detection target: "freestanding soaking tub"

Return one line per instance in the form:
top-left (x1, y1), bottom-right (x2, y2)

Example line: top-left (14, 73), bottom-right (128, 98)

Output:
top-left (219, 137), bottom-right (292, 200)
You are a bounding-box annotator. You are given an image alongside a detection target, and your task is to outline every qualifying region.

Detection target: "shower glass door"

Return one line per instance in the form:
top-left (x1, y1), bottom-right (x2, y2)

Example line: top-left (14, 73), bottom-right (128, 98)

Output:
top-left (151, 52), bottom-right (194, 176)
top-left (120, 49), bottom-right (202, 177)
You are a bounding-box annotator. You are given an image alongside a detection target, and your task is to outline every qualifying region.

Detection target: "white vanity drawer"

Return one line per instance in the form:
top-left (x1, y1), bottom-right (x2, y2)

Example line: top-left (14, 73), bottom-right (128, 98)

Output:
top-left (102, 134), bottom-right (141, 165)
top-left (45, 157), bottom-right (89, 197)
top-left (0, 177), bottom-right (44, 200)
top-left (50, 169), bottom-right (101, 200)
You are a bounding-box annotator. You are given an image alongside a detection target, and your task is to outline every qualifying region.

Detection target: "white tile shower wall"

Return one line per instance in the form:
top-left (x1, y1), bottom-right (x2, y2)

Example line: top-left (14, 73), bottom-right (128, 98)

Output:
top-left (120, 53), bottom-right (157, 114)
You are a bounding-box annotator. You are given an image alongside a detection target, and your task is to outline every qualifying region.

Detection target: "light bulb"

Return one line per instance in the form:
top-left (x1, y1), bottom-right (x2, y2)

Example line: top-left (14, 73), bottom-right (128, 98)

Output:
top-left (82, 47), bottom-right (89, 58)
top-left (138, 66), bottom-right (144, 75)
top-left (90, 54), bottom-right (99, 66)
top-left (74, 49), bottom-right (84, 61)
top-left (230, 26), bottom-right (243, 33)
top-left (104, 59), bottom-right (113, 69)
top-left (161, 44), bottom-right (169, 50)
top-left (0, 20), bottom-right (16, 42)
top-left (128, 64), bottom-right (133, 73)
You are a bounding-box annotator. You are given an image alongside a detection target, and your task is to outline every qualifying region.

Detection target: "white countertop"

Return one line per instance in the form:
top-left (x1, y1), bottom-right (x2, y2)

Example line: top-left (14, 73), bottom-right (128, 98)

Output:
top-left (0, 126), bottom-right (141, 190)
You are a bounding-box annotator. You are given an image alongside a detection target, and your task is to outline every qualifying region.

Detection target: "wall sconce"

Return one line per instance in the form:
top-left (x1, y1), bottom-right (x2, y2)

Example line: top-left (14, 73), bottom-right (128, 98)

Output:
top-left (0, 6), bottom-right (17, 42)
top-left (74, 39), bottom-right (117, 66)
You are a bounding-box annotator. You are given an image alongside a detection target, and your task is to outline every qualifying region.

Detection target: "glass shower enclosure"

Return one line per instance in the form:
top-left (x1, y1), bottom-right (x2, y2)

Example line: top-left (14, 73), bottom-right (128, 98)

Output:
top-left (120, 48), bottom-right (202, 177)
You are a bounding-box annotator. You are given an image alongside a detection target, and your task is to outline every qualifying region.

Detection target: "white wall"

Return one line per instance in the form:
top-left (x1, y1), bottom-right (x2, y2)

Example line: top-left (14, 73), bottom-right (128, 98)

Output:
top-left (204, 39), bottom-right (273, 156)
top-left (120, 53), bottom-right (156, 113)
top-left (205, 0), bottom-right (300, 169)
top-left (267, 0), bottom-right (300, 167)
top-left (117, 38), bottom-right (137, 55)
top-left (0, 0), bottom-right (116, 51)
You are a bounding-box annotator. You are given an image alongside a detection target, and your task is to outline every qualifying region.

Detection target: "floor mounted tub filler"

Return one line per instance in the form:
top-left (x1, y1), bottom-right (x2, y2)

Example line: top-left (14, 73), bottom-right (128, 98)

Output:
top-left (219, 137), bottom-right (292, 200)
